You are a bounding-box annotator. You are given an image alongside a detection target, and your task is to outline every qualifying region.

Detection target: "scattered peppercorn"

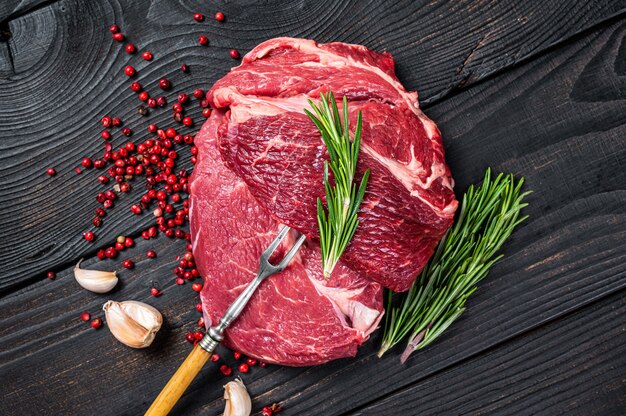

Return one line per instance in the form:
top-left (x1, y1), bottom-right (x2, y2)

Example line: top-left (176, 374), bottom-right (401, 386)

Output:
top-left (180, 63), bottom-right (189, 73)
top-left (262, 404), bottom-right (282, 416)
top-left (112, 32), bottom-right (124, 42)
top-left (109, 24), bottom-right (120, 34)
top-left (122, 259), bottom-right (134, 269)
top-left (198, 35), bottom-right (209, 46)
top-left (238, 363), bottom-right (249, 373)
top-left (124, 65), bottom-right (136, 77)
top-left (172, 103), bottom-right (183, 113)
top-left (230, 49), bottom-right (240, 59)
top-left (233, 351), bottom-right (242, 360)
top-left (125, 43), bottom-right (136, 54)
top-left (47, 271), bottom-right (56, 280)
top-left (138, 106), bottom-right (148, 116)
top-left (192, 283), bottom-right (203, 292)
top-left (210, 353), bottom-right (220, 362)
top-left (80, 312), bottom-right (91, 321)
top-left (91, 318), bottom-right (103, 329)
top-left (219, 364), bottom-right (232, 376)
top-left (130, 81), bottom-right (142, 92)
top-left (142, 51), bottom-right (153, 61)
top-left (215, 12), bottom-right (225, 22)
top-left (159, 78), bottom-right (171, 90)
top-left (193, 13), bottom-right (204, 22)
top-left (151, 287), bottom-right (161, 297)
top-left (83, 231), bottom-right (95, 242)
top-left (46, 167), bottom-right (56, 176)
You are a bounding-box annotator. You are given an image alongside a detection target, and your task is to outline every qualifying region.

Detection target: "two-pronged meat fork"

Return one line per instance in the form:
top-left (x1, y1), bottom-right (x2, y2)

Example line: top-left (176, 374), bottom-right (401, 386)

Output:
top-left (145, 226), bottom-right (305, 416)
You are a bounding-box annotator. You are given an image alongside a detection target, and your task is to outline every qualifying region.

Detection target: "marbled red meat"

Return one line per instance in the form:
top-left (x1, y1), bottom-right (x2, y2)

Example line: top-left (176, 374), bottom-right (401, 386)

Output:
top-left (190, 37), bottom-right (456, 366)
top-left (190, 112), bottom-right (384, 366)
top-left (207, 37), bottom-right (457, 291)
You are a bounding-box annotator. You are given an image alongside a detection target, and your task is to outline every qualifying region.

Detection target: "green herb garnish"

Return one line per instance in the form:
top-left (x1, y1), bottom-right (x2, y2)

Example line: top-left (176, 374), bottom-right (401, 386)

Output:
top-left (379, 169), bottom-right (530, 362)
top-left (305, 92), bottom-right (370, 278)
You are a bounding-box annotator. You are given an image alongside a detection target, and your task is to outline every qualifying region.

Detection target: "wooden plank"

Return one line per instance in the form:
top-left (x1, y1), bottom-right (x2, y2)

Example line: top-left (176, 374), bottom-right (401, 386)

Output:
top-left (7, 4), bottom-right (57, 74)
top-left (0, 0), bottom-right (58, 22)
top-left (0, 41), bottom-right (12, 76)
top-left (352, 290), bottom-right (626, 415)
top-left (1, 14), bottom-right (625, 416)
top-left (0, 0), bottom-right (623, 292)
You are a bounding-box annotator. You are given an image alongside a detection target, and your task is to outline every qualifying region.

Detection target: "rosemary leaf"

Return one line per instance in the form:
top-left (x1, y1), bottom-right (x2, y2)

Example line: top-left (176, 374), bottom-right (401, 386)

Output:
top-left (305, 92), bottom-right (370, 278)
top-left (379, 168), bottom-right (530, 362)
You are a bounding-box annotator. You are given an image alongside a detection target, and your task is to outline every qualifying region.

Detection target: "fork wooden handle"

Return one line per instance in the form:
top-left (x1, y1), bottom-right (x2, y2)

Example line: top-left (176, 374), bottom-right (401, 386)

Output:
top-left (145, 345), bottom-right (212, 416)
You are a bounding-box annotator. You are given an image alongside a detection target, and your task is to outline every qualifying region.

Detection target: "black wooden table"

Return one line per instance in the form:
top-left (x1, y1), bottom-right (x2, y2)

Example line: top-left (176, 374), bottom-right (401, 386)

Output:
top-left (1, 1), bottom-right (625, 415)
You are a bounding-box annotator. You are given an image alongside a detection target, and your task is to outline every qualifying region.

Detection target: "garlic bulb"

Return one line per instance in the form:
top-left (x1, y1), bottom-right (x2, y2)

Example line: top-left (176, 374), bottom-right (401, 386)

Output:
top-left (223, 378), bottom-right (252, 416)
top-left (103, 300), bottom-right (162, 348)
top-left (74, 259), bottom-right (118, 293)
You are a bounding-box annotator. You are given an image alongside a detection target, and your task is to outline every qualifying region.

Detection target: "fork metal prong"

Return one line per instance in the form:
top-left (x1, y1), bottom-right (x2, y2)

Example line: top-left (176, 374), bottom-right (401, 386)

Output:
top-left (261, 225), bottom-right (291, 259)
top-left (276, 234), bottom-right (306, 271)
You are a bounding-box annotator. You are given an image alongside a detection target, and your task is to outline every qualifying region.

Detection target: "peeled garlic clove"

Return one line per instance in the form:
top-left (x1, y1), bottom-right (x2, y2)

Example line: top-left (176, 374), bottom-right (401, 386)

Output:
top-left (103, 300), bottom-right (162, 348)
top-left (223, 378), bottom-right (252, 416)
top-left (74, 259), bottom-right (118, 293)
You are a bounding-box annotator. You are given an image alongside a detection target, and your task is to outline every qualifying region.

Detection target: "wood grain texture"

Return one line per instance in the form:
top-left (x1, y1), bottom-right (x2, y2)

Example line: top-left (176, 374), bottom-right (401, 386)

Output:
top-left (1, 7), bottom-right (625, 415)
top-left (0, 0), bottom-right (623, 293)
top-left (0, 0), bottom-right (56, 23)
top-left (1, 1), bottom-right (626, 415)
top-left (353, 290), bottom-right (626, 415)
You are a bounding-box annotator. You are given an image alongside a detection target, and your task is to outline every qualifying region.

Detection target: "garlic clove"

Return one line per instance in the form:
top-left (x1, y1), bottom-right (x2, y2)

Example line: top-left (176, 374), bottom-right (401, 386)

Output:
top-left (103, 300), bottom-right (162, 348)
top-left (223, 378), bottom-right (252, 416)
top-left (74, 259), bottom-right (118, 294)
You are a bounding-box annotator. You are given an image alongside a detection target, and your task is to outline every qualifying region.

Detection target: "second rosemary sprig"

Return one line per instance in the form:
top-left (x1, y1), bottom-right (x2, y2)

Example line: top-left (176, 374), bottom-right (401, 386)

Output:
top-left (379, 169), bottom-right (530, 362)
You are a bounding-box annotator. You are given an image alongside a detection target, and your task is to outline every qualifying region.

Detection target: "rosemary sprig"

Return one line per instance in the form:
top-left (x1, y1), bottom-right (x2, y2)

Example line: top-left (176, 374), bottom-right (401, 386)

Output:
top-left (379, 168), bottom-right (530, 362)
top-left (305, 92), bottom-right (370, 278)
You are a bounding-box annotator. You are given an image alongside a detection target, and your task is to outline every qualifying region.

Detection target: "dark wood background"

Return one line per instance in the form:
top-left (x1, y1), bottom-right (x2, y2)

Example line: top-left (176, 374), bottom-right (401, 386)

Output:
top-left (1, 1), bottom-right (625, 415)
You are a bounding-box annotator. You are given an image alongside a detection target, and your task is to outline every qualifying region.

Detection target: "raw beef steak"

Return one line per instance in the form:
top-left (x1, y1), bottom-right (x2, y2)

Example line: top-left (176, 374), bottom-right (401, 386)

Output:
top-left (190, 111), bottom-right (384, 366)
top-left (207, 37), bottom-right (457, 292)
